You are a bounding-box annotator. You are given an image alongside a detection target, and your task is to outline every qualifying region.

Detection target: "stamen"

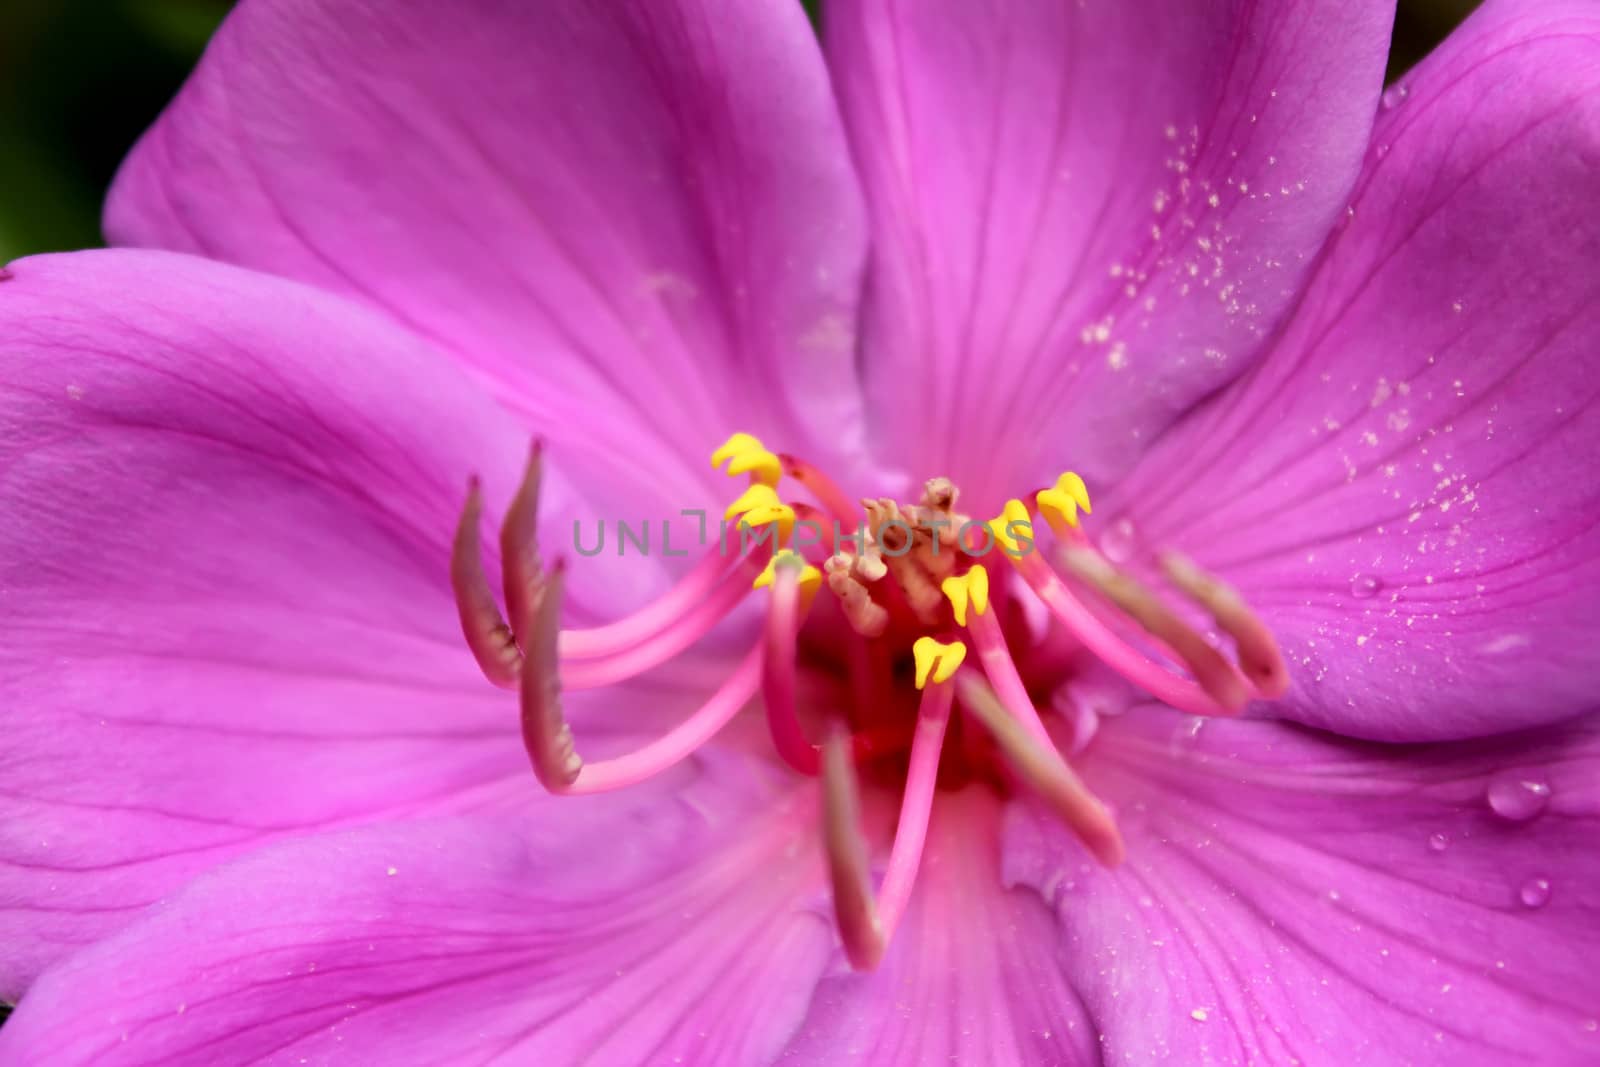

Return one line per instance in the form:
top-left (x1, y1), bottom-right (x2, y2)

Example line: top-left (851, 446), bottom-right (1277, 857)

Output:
top-left (986, 498), bottom-right (1037, 558)
top-left (560, 642), bottom-right (764, 794)
top-left (725, 483), bottom-right (795, 546)
top-left (1013, 544), bottom-right (1247, 717)
top-left (1036, 470), bottom-right (1091, 538)
top-left (558, 545), bottom-right (757, 659)
top-left (941, 564), bottom-right (1056, 744)
top-left (779, 453), bottom-right (858, 526)
top-left (939, 564), bottom-right (989, 627)
top-left (911, 636), bottom-right (967, 689)
top-left (1055, 546), bottom-right (1250, 712)
top-left (450, 477), bottom-right (522, 689)
top-left (822, 670), bottom-right (957, 970)
top-left (519, 560), bottom-right (580, 791)
top-left (821, 730), bottom-right (881, 969)
top-left (762, 556), bottom-right (823, 775)
top-left (956, 671), bottom-right (1124, 867)
top-left (1159, 552), bottom-right (1290, 698)
top-left (500, 440), bottom-right (546, 631)
top-left (877, 659), bottom-right (957, 936)
top-left (965, 598), bottom-right (1057, 749)
top-left (711, 432), bottom-right (781, 486)
top-left (762, 559), bottom-right (915, 771)
top-left (560, 562), bottom-right (755, 690)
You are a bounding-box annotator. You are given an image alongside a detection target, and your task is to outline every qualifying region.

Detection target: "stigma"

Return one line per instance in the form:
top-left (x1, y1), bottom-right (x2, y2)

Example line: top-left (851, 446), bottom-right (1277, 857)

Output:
top-left (451, 432), bottom-right (1288, 969)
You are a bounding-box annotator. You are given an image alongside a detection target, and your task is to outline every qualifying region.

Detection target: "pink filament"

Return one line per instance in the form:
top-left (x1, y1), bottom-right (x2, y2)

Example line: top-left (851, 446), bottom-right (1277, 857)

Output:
top-left (1017, 554), bottom-right (1239, 717)
top-left (561, 641), bottom-right (764, 794)
top-left (875, 677), bottom-right (955, 941)
top-left (967, 607), bottom-right (1055, 749)
top-left (780, 453), bottom-right (858, 528)
top-left (561, 562), bottom-right (754, 690)
top-left (558, 546), bottom-right (755, 659)
top-left (762, 566), bottom-right (822, 775)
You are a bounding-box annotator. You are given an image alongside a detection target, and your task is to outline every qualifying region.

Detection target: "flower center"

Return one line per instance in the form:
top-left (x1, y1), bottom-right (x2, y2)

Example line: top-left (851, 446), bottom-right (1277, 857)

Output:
top-left (450, 432), bottom-right (1287, 970)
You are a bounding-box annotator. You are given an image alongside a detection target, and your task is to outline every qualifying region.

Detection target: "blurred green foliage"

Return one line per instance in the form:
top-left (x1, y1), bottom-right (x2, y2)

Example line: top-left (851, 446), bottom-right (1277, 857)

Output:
top-left (0, 0), bottom-right (231, 258)
top-left (0, 0), bottom-right (1477, 263)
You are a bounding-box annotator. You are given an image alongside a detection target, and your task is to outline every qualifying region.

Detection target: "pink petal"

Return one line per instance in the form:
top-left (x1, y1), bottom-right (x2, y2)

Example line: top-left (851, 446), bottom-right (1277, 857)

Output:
top-left (0, 769), bottom-right (832, 1066)
top-left (825, 0), bottom-right (1393, 501)
top-left (106, 0), bottom-right (870, 485)
top-left (1003, 707), bottom-right (1600, 1064)
top-left (783, 789), bottom-right (1097, 1065)
top-left (0, 250), bottom-right (704, 993)
top-left (1100, 0), bottom-right (1600, 739)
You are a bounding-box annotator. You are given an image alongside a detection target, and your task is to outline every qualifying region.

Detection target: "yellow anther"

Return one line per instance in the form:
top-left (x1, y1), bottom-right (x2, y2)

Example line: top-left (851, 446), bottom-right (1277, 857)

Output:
top-left (1055, 471), bottom-right (1091, 515)
top-left (1035, 488), bottom-right (1079, 537)
top-left (724, 483), bottom-right (781, 522)
top-left (725, 484), bottom-right (795, 544)
top-left (987, 499), bottom-right (1035, 558)
top-left (743, 503), bottom-right (796, 543)
top-left (940, 565), bottom-right (990, 627)
top-left (711, 432), bottom-right (781, 487)
top-left (726, 447), bottom-right (781, 486)
top-left (912, 636), bottom-right (968, 690)
top-left (753, 550), bottom-right (822, 594)
top-left (1037, 474), bottom-right (1091, 537)
top-left (711, 432), bottom-right (765, 469)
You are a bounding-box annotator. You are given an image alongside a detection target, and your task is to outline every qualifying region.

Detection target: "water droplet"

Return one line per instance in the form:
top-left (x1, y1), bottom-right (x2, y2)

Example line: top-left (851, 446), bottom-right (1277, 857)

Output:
top-left (1172, 715), bottom-right (1207, 748)
top-left (1519, 877), bottom-right (1550, 909)
top-left (1380, 83), bottom-right (1410, 110)
top-left (1374, 143), bottom-right (1391, 160)
top-left (1487, 773), bottom-right (1552, 822)
top-left (1427, 832), bottom-right (1449, 853)
top-left (1350, 573), bottom-right (1382, 599)
top-left (1100, 518), bottom-right (1137, 563)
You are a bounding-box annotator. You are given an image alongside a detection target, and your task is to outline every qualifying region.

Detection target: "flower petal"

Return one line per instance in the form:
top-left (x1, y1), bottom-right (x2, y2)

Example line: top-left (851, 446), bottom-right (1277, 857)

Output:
top-left (1003, 707), bottom-right (1600, 1064)
top-left (824, 0), bottom-right (1393, 499)
top-left (0, 768), bottom-right (833, 1066)
top-left (784, 789), bottom-right (1098, 1066)
top-left (1099, 0), bottom-right (1600, 739)
top-left (0, 250), bottom-right (710, 994)
top-left (106, 0), bottom-right (870, 484)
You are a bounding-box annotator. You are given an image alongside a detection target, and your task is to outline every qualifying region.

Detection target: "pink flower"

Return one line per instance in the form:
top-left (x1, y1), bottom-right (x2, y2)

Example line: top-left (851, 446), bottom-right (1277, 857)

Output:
top-left (3, 0), bottom-right (1599, 1063)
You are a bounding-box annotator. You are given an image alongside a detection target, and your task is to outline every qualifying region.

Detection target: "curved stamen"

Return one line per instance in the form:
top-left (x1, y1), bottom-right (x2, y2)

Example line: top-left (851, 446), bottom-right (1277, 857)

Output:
top-left (1016, 548), bottom-right (1247, 717)
top-left (560, 563), bottom-right (755, 690)
top-left (822, 730), bottom-right (879, 969)
top-left (451, 477), bottom-right (523, 689)
top-left (519, 560), bottom-right (579, 791)
top-left (967, 606), bottom-right (1055, 749)
top-left (822, 674), bottom-right (955, 970)
top-left (779, 452), bottom-right (858, 527)
top-left (560, 642), bottom-right (764, 794)
top-left (1055, 546), bottom-right (1250, 711)
top-left (500, 440), bottom-right (545, 631)
top-left (1159, 551), bottom-right (1290, 698)
top-left (873, 675), bottom-right (954, 944)
top-left (558, 545), bottom-right (757, 660)
top-left (956, 670), bottom-right (1124, 867)
top-left (763, 561), bottom-right (820, 775)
